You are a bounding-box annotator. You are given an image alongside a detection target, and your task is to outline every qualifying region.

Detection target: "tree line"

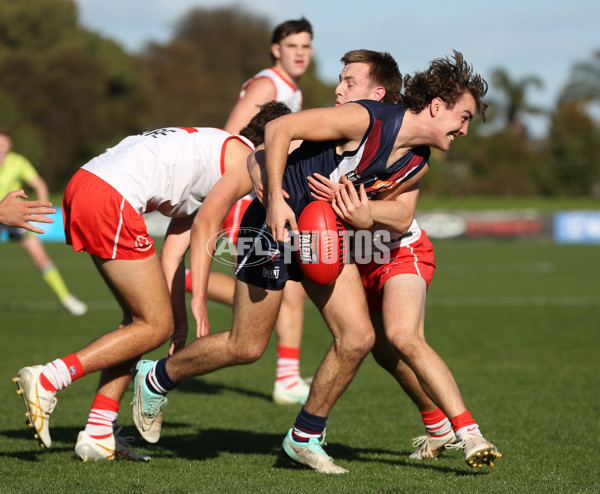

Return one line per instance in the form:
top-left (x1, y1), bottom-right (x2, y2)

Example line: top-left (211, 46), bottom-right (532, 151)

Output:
top-left (0, 0), bottom-right (598, 197)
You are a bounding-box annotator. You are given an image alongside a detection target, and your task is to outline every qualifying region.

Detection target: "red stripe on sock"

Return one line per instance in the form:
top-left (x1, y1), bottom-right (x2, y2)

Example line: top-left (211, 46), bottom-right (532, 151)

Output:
top-left (420, 408), bottom-right (447, 426)
top-left (91, 393), bottom-right (120, 412)
top-left (89, 432), bottom-right (113, 440)
top-left (277, 346), bottom-right (300, 360)
top-left (39, 373), bottom-right (57, 392)
top-left (62, 353), bottom-right (85, 381)
top-left (450, 410), bottom-right (476, 431)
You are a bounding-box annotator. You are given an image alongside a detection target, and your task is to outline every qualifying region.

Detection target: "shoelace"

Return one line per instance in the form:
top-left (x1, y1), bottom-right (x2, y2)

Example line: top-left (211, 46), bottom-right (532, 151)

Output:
top-left (145, 394), bottom-right (167, 416)
top-left (411, 435), bottom-right (433, 455)
top-left (445, 439), bottom-right (466, 450)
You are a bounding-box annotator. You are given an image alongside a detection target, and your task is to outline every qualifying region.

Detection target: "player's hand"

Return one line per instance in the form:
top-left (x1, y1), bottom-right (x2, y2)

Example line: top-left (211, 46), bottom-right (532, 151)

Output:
top-left (248, 150), bottom-right (267, 204)
top-left (0, 189), bottom-right (55, 234)
top-left (266, 196), bottom-right (297, 243)
top-left (332, 175), bottom-right (373, 230)
top-left (307, 173), bottom-right (343, 202)
top-left (248, 150), bottom-right (289, 205)
top-left (190, 296), bottom-right (210, 338)
top-left (168, 325), bottom-right (188, 356)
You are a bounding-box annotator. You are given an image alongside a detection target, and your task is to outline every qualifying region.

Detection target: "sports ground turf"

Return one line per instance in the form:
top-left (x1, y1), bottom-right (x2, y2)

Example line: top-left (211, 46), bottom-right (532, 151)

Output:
top-left (0, 239), bottom-right (598, 493)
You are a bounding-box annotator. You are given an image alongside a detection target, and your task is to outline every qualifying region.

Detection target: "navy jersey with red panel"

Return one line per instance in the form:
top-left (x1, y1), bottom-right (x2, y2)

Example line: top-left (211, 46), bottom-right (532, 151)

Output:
top-left (235, 99), bottom-right (430, 290)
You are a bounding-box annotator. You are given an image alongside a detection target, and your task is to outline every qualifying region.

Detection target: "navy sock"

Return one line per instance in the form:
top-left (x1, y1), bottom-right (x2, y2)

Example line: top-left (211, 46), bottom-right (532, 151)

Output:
top-left (145, 358), bottom-right (178, 394)
top-left (292, 407), bottom-right (327, 442)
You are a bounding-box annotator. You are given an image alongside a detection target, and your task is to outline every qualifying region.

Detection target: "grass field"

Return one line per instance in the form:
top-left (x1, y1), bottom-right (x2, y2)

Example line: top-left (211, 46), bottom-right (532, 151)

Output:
top-left (0, 239), bottom-right (599, 493)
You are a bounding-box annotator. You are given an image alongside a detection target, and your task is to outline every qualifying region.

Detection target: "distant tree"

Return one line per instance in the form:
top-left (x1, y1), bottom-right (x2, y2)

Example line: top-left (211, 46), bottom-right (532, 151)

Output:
top-left (559, 49), bottom-right (600, 105)
top-left (488, 68), bottom-right (545, 136)
top-left (0, 0), bottom-right (147, 189)
top-left (135, 7), bottom-right (335, 128)
top-left (548, 101), bottom-right (600, 196)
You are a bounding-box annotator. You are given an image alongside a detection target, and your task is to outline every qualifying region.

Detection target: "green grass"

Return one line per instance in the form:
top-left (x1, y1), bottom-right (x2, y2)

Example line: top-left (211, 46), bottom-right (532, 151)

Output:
top-left (0, 240), bottom-right (599, 493)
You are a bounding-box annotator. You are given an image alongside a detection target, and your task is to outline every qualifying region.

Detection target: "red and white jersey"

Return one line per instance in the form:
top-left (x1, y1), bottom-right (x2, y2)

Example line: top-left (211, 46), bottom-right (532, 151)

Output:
top-left (239, 68), bottom-right (302, 113)
top-left (81, 127), bottom-right (253, 218)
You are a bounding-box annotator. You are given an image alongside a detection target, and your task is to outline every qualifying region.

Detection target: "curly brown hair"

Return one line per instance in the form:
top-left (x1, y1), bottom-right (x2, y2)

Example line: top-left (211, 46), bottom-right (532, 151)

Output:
top-left (239, 101), bottom-right (291, 146)
top-left (402, 50), bottom-right (488, 121)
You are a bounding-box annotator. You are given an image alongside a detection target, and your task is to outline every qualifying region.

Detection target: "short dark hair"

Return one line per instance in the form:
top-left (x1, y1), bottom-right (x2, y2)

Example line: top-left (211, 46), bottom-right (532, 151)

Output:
top-left (239, 101), bottom-right (292, 146)
top-left (402, 50), bottom-right (488, 121)
top-left (270, 18), bottom-right (313, 63)
top-left (341, 49), bottom-right (403, 104)
top-left (0, 126), bottom-right (11, 138)
top-left (271, 18), bottom-right (313, 45)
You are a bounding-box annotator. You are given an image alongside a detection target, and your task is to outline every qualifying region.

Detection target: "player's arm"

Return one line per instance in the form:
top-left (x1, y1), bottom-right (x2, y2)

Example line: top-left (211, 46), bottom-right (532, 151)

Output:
top-left (160, 215), bottom-right (194, 355)
top-left (224, 78), bottom-right (276, 134)
top-left (369, 186), bottom-right (420, 234)
top-left (27, 175), bottom-right (49, 202)
top-left (263, 103), bottom-right (370, 241)
top-left (189, 140), bottom-right (253, 337)
top-left (0, 189), bottom-right (55, 234)
top-left (313, 166), bottom-right (426, 234)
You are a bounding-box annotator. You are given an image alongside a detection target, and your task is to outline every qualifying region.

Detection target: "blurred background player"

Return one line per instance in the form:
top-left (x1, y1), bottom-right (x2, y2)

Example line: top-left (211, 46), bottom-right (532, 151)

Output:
top-left (186, 18), bottom-right (314, 405)
top-left (0, 127), bottom-right (87, 315)
top-left (0, 189), bottom-right (55, 233)
top-left (12, 102), bottom-right (290, 462)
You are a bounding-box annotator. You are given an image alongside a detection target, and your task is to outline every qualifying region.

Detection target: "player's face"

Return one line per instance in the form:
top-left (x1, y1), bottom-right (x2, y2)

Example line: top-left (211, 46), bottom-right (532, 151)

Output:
top-left (432, 92), bottom-right (476, 151)
top-left (335, 63), bottom-right (383, 105)
top-left (0, 135), bottom-right (11, 162)
top-left (273, 31), bottom-right (313, 82)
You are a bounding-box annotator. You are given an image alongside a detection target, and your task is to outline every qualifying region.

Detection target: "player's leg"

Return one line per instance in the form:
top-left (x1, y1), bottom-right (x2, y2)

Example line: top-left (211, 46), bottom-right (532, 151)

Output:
top-left (19, 234), bottom-right (87, 315)
top-left (381, 274), bottom-right (501, 467)
top-left (75, 358), bottom-right (149, 462)
top-left (272, 280), bottom-right (310, 404)
top-left (131, 279), bottom-right (283, 442)
top-left (371, 300), bottom-right (456, 460)
top-left (206, 272), bottom-right (235, 306)
top-left (75, 268), bottom-right (147, 461)
top-left (13, 253), bottom-right (173, 449)
top-left (281, 263), bottom-right (374, 473)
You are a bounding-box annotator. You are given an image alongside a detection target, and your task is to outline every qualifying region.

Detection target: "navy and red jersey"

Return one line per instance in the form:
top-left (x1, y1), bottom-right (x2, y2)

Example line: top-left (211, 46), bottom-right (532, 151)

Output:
top-left (281, 99), bottom-right (431, 215)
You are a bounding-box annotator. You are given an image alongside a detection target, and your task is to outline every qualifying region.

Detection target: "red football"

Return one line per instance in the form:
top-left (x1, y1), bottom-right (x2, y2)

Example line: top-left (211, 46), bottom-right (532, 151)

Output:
top-left (296, 201), bottom-right (346, 285)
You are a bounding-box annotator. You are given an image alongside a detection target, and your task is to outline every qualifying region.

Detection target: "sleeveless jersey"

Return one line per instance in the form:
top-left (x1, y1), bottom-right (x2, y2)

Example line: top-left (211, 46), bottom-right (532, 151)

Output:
top-left (82, 127), bottom-right (253, 218)
top-left (239, 68), bottom-right (302, 113)
top-left (0, 152), bottom-right (39, 199)
top-left (282, 99), bottom-right (430, 215)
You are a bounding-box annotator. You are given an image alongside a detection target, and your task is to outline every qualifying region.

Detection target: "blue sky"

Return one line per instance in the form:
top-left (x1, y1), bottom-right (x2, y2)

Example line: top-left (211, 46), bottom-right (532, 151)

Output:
top-left (74, 0), bottom-right (599, 137)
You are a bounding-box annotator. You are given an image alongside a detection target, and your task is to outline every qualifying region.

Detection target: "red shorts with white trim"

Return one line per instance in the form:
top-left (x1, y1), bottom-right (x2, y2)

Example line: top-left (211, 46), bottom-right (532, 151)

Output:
top-left (221, 197), bottom-right (253, 243)
top-left (62, 169), bottom-right (155, 260)
top-left (357, 230), bottom-right (436, 312)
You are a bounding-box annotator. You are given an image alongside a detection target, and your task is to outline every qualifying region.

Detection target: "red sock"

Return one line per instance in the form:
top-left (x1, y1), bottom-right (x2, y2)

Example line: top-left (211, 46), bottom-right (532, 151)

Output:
top-left (276, 346), bottom-right (301, 388)
top-left (85, 394), bottom-right (120, 439)
top-left (450, 409), bottom-right (481, 439)
top-left (450, 410), bottom-right (476, 431)
top-left (40, 353), bottom-right (84, 392)
top-left (420, 408), bottom-right (452, 437)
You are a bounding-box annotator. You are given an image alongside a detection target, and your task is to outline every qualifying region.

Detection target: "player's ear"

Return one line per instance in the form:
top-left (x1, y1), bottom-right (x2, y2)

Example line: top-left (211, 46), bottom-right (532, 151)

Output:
top-left (271, 43), bottom-right (281, 60)
top-left (374, 86), bottom-right (386, 102)
top-left (430, 97), bottom-right (444, 117)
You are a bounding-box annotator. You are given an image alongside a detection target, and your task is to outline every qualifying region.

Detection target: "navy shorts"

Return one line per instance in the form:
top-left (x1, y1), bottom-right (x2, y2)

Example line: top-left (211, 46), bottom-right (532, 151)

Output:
top-left (234, 198), bottom-right (303, 291)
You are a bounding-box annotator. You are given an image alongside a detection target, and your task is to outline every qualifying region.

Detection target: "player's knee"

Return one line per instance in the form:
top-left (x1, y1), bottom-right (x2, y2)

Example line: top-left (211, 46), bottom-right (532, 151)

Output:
top-left (338, 329), bottom-right (374, 359)
top-left (231, 340), bottom-right (266, 364)
top-left (146, 312), bottom-right (174, 347)
top-left (389, 332), bottom-right (426, 360)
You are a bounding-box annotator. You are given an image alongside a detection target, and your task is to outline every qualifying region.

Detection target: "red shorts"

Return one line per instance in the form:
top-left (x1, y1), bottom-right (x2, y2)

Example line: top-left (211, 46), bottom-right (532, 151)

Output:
top-left (221, 197), bottom-right (253, 243)
top-left (357, 230), bottom-right (436, 312)
top-left (63, 169), bottom-right (155, 260)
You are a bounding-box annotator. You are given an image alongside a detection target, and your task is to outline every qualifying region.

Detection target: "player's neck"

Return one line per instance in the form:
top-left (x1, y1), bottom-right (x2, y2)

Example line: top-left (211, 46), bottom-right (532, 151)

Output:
top-left (272, 64), bottom-right (300, 87)
top-left (396, 110), bottom-right (433, 149)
